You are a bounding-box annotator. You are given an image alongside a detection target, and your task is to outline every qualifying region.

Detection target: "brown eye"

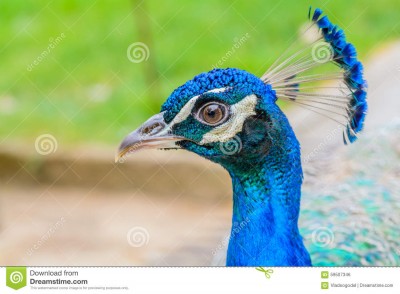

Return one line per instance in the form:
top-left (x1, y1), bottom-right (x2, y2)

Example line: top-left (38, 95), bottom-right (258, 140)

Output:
top-left (197, 102), bottom-right (228, 125)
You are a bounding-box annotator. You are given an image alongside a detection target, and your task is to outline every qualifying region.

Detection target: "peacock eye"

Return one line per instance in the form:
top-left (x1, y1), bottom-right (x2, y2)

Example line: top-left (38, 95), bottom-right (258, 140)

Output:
top-left (196, 102), bottom-right (229, 126)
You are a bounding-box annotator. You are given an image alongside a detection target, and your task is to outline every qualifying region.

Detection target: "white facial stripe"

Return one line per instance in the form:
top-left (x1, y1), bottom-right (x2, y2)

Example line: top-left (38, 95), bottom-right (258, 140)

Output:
top-left (170, 95), bottom-right (199, 125)
top-left (199, 94), bottom-right (258, 144)
top-left (206, 87), bottom-right (229, 94)
top-left (168, 87), bottom-right (230, 126)
top-left (162, 88), bottom-right (256, 144)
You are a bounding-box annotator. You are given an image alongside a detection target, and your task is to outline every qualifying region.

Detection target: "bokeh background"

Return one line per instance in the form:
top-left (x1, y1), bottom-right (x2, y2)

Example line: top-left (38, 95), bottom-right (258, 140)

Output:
top-left (1, 0), bottom-right (399, 265)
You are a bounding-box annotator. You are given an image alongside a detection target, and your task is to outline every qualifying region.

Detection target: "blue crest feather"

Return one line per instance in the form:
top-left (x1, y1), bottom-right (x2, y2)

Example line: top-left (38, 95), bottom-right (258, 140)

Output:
top-left (310, 8), bottom-right (367, 144)
top-left (263, 8), bottom-right (367, 145)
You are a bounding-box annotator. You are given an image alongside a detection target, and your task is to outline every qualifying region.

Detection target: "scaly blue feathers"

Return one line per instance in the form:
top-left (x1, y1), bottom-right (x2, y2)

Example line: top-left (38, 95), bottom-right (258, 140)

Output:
top-left (161, 68), bottom-right (275, 123)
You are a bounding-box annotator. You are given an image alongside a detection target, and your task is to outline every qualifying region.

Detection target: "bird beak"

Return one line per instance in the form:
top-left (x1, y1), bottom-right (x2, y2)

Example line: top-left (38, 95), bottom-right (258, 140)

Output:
top-left (115, 112), bottom-right (186, 163)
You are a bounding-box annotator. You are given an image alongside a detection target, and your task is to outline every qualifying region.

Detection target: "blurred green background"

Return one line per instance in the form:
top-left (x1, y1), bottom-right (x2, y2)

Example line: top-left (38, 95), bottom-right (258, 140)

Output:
top-left (1, 0), bottom-right (399, 146)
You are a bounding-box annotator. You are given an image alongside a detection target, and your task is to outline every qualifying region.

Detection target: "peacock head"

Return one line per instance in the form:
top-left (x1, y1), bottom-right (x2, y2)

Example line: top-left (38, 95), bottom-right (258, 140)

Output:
top-left (116, 8), bottom-right (368, 173)
top-left (116, 68), bottom-right (291, 172)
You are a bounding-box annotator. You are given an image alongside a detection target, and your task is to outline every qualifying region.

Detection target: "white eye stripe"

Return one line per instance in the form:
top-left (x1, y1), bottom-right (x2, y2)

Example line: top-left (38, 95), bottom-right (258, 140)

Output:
top-left (165, 89), bottom-right (257, 145)
top-left (169, 95), bottom-right (199, 125)
top-left (205, 87), bottom-right (229, 94)
top-left (199, 94), bottom-right (258, 144)
top-left (169, 87), bottom-right (229, 125)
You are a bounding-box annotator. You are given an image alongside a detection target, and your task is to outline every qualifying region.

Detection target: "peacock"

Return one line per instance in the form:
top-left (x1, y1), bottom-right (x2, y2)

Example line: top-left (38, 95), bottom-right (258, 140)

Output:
top-left (116, 8), bottom-right (398, 266)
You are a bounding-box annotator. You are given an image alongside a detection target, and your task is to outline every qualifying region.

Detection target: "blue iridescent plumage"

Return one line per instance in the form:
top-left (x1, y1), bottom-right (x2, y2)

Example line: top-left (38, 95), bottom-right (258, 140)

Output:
top-left (117, 8), bottom-right (374, 266)
top-left (162, 68), bottom-right (276, 123)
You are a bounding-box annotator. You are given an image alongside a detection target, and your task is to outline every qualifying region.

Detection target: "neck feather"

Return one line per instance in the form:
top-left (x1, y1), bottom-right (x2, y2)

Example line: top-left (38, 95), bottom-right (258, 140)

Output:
top-left (225, 123), bottom-right (311, 266)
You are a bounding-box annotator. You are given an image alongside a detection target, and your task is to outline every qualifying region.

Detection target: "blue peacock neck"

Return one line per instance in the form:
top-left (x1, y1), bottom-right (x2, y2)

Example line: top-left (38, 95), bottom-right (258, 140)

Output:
top-left (223, 112), bottom-right (312, 266)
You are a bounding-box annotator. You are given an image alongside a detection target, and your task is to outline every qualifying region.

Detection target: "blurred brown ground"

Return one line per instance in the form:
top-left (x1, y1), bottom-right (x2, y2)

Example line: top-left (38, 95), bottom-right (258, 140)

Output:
top-left (0, 148), bottom-right (232, 266)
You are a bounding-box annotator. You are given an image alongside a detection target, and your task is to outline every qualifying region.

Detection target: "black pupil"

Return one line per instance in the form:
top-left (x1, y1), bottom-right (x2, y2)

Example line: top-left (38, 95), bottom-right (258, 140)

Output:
top-left (203, 104), bottom-right (223, 123)
top-left (206, 105), bottom-right (218, 117)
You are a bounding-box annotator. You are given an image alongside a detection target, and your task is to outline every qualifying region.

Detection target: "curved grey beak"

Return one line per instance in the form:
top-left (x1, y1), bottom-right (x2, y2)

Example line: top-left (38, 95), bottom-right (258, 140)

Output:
top-left (115, 112), bottom-right (186, 163)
